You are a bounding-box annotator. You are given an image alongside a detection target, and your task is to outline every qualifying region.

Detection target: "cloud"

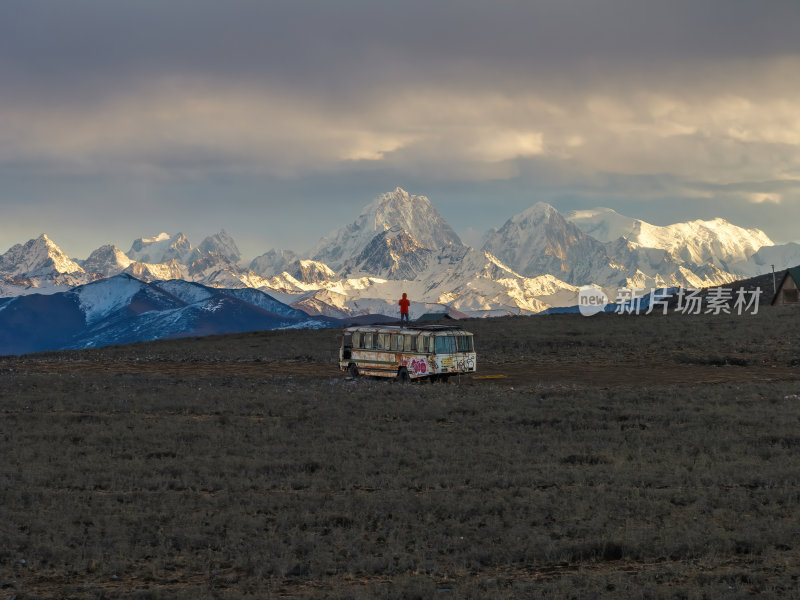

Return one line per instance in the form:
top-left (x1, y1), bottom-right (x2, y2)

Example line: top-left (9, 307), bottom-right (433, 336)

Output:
top-left (2, 0), bottom-right (800, 248)
top-left (2, 2), bottom-right (800, 185)
top-left (5, 71), bottom-right (800, 192)
top-left (749, 193), bottom-right (782, 204)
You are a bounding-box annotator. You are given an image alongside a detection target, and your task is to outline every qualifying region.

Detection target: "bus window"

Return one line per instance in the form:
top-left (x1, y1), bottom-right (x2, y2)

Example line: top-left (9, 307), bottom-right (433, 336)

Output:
top-left (341, 332), bottom-right (352, 360)
top-left (434, 336), bottom-right (456, 354)
top-left (380, 333), bottom-right (391, 349)
top-left (352, 332), bottom-right (361, 348)
top-left (363, 333), bottom-right (373, 348)
top-left (404, 335), bottom-right (415, 352)
top-left (419, 336), bottom-right (428, 353)
top-left (392, 334), bottom-right (403, 351)
top-left (457, 335), bottom-right (473, 352)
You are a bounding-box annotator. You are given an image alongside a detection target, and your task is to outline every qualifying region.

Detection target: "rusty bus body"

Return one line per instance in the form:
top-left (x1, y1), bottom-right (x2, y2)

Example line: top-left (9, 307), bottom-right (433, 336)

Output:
top-left (339, 324), bottom-right (476, 382)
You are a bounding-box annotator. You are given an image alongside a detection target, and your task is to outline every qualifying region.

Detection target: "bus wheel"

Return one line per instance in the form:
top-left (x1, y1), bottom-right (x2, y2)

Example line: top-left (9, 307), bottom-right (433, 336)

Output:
top-left (348, 363), bottom-right (359, 379)
top-left (396, 367), bottom-right (410, 384)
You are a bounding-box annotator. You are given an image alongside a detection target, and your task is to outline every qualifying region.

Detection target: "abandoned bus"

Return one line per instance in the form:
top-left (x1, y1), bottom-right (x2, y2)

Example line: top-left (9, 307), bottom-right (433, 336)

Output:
top-left (339, 324), bottom-right (476, 382)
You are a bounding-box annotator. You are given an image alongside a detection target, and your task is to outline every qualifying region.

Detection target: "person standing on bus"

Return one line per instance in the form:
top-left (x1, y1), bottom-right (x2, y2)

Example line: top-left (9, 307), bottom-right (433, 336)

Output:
top-left (399, 292), bottom-right (410, 324)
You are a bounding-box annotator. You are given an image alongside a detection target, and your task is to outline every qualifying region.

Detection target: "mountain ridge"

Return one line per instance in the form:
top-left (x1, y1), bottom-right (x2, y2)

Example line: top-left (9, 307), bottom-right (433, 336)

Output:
top-left (0, 274), bottom-right (333, 355)
top-left (2, 189), bottom-right (796, 322)
top-left (311, 187), bottom-right (463, 269)
top-left (566, 207), bottom-right (773, 268)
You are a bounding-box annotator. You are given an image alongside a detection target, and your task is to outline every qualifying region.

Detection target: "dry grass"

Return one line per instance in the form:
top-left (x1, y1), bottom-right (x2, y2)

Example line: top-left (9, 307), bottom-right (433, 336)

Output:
top-left (1, 307), bottom-right (800, 598)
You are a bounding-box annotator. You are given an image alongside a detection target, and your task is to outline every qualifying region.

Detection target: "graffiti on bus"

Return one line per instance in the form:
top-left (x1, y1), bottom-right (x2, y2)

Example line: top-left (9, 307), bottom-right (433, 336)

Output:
top-left (455, 356), bottom-right (475, 371)
top-left (409, 358), bottom-right (427, 374)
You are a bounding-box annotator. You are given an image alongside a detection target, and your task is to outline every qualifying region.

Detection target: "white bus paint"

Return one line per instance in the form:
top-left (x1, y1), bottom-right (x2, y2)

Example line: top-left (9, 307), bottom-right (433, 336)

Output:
top-left (339, 324), bottom-right (477, 382)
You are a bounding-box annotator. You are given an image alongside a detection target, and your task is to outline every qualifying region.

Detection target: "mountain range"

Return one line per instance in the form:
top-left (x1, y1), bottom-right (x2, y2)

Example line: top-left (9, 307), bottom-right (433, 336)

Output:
top-left (0, 274), bottom-right (332, 355)
top-left (1, 187), bottom-right (797, 344)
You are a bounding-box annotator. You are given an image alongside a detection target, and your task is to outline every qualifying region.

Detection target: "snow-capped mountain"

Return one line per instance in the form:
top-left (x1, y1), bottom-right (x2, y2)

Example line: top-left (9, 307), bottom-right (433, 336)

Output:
top-left (122, 231), bottom-right (270, 290)
top-left (127, 232), bottom-right (194, 264)
top-left (283, 259), bottom-right (337, 284)
top-left (185, 253), bottom-right (239, 280)
top-left (80, 244), bottom-right (134, 276)
top-left (0, 234), bottom-right (95, 292)
top-left (196, 230), bottom-right (242, 264)
top-left (215, 286), bottom-right (310, 319)
top-left (75, 271), bottom-right (182, 325)
top-left (1, 234), bottom-right (84, 277)
top-left (730, 242), bottom-right (800, 277)
top-left (0, 274), bottom-right (332, 355)
top-left (122, 259), bottom-right (185, 282)
top-left (1, 188), bottom-right (796, 325)
top-left (567, 207), bottom-right (772, 268)
top-left (249, 249), bottom-right (299, 277)
top-left (600, 237), bottom-right (738, 289)
top-left (340, 229), bottom-right (433, 280)
top-left (482, 203), bottom-right (621, 285)
top-left (481, 203), bottom-right (747, 290)
top-left (267, 241), bottom-right (574, 317)
top-left (81, 232), bottom-right (255, 289)
top-left (311, 187), bottom-right (463, 269)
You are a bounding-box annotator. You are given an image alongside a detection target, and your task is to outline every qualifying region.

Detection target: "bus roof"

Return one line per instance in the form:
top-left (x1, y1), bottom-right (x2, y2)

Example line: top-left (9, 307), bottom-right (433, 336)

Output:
top-left (343, 324), bottom-right (472, 335)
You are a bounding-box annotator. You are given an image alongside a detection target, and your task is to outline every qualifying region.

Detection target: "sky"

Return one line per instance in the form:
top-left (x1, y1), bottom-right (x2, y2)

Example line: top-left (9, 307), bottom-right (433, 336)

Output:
top-left (1, 0), bottom-right (800, 260)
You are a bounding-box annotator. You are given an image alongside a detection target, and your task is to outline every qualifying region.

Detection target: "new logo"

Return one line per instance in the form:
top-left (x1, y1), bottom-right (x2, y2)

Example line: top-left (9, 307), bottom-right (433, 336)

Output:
top-left (578, 285), bottom-right (609, 316)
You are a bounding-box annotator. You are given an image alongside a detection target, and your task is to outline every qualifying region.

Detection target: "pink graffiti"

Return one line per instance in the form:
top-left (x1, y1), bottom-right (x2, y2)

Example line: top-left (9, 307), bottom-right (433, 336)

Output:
top-left (410, 358), bottom-right (427, 374)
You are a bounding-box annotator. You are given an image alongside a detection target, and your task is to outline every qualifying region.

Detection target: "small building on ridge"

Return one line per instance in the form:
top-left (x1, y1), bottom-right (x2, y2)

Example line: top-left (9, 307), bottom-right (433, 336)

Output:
top-left (771, 267), bottom-right (800, 305)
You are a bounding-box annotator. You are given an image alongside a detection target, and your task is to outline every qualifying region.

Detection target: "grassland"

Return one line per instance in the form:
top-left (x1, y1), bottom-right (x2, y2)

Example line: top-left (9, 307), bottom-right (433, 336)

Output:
top-left (1, 307), bottom-right (800, 598)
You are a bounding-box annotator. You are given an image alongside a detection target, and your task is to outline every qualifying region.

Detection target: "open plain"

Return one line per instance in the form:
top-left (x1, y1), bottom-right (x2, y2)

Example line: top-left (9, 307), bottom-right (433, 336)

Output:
top-left (2, 307), bottom-right (800, 598)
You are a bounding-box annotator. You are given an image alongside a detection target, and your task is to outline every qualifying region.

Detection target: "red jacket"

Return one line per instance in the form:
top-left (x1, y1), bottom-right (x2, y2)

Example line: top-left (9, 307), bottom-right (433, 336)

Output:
top-left (399, 297), bottom-right (410, 314)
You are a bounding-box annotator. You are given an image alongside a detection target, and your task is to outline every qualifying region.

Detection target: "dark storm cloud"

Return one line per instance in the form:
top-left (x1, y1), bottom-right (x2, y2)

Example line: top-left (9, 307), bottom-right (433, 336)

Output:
top-left (1, 0), bottom-right (800, 255)
top-left (2, 0), bottom-right (799, 100)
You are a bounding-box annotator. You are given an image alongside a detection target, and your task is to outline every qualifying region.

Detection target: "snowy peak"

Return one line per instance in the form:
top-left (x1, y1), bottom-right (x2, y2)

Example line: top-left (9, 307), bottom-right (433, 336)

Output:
top-left (366, 188), bottom-right (462, 249)
top-left (312, 187), bottom-right (463, 268)
top-left (0, 234), bottom-right (85, 277)
top-left (340, 229), bottom-right (433, 280)
top-left (567, 207), bottom-right (773, 267)
top-left (731, 242), bottom-right (800, 277)
top-left (565, 207), bottom-right (640, 242)
top-left (122, 259), bottom-right (185, 282)
top-left (142, 232), bottom-right (171, 243)
top-left (184, 252), bottom-right (239, 278)
top-left (482, 202), bottom-right (766, 289)
top-left (127, 232), bottom-right (193, 264)
top-left (482, 202), bottom-right (612, 284)
top-left (285, 259), bottom-right (336, 284)
top-left (124, 229), bottom-right (250, 286)
top-left (81, 244), bottom-right (133, 276)
top-left (73, 273), bottom-right (152, 325)
top-left (665, 218), bottom-right (772, 266)
top-left (197, 230), bottom-right (241, 264)
top-left (509, 201), bottom-right (560, 225)
top-left (249, 249), bottom-right (299, 277)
